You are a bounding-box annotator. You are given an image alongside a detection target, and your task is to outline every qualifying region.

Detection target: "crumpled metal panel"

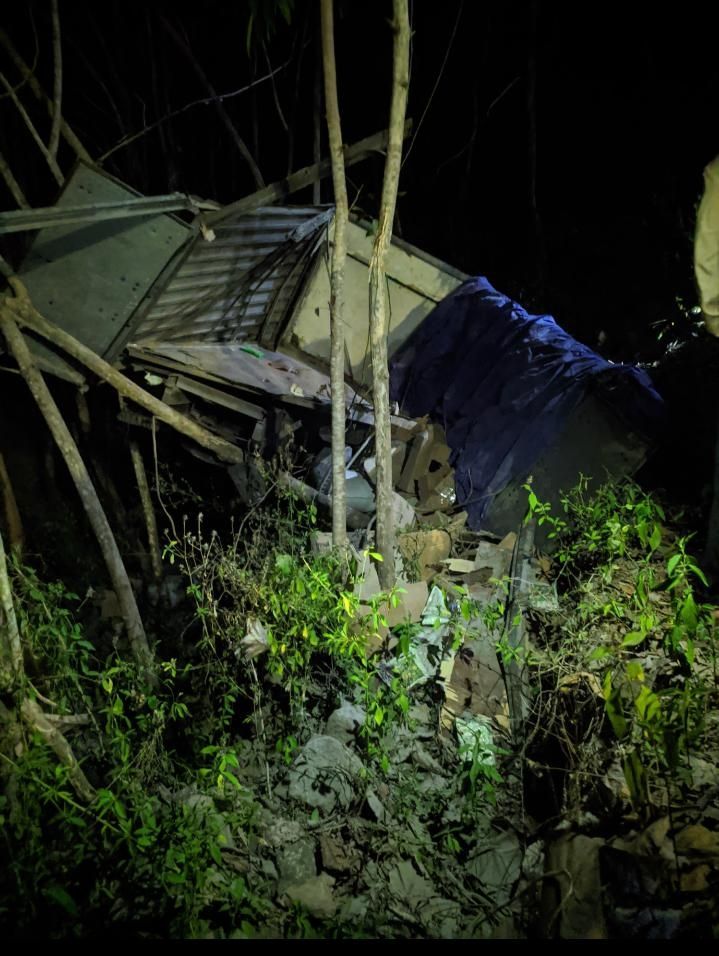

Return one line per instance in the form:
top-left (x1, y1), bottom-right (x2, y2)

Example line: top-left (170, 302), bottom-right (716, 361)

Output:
top-left (16, 163), bottom-right (190, 366)
top-left (132, 206), bottom-right (332, 350)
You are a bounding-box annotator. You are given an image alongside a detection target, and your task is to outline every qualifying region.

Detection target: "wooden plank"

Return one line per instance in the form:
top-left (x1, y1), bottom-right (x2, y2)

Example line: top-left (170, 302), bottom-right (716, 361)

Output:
top-left (174, 374), bottom-right (265, 421)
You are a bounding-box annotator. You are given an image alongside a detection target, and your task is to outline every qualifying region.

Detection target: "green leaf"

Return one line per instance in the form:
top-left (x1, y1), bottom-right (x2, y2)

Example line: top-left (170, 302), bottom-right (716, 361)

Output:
top-left (667, 554), bottom-right (681, 577)
top-left (621, 631), bottom-right (647, 648)
top-left (221, 769), bottom-right (242, 790)
top-left (44, 885), bottom-right (79, 917)
top-left (275, 553), bottom-right (294, 576)
top-left (625, 661), bottom-right (644, 681)
top-left (373, 706), bottom-right (384, 726)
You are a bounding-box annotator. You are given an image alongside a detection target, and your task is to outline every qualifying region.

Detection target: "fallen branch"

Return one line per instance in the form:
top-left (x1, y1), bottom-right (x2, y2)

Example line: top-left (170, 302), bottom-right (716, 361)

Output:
top-left (205, 122), bottom-right (412, 228)
top-left (0, 147), bottom-right (29, 209)
top-left (2, 278), bottom-right (244, 465)
top-left (98, 55), bottom-right (295, 165)
top-left (0, 453), bottom-right (24, 557)
top-left (159, 15), bottom-right (264, 190)
top-left (43, 712), bottom-right (91, 728)
top-left (130, 441), bottom-right (163, 584)
top-left (0, 70), bottom-right (64, 186)
top-left (0, 311), bottom-right (154, 674)
top-left (48, 0), bottom-right (63, 161)
top-left (20, 697), bottom-right (95, 803)
top-left (0, 527), bottom-right (23, 683)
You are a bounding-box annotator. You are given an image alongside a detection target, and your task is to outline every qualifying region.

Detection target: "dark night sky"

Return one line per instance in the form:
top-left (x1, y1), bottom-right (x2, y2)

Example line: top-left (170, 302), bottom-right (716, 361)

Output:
top-left (2, 1), bottom-right (718, 360)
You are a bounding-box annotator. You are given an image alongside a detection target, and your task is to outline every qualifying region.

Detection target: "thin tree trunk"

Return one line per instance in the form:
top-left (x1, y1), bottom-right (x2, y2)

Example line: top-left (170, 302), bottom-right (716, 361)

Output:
top-left (0, 26), bottom-right (93, 165)
top-left (369, 0), bottom-right (410, 589)
top-left (159, 16), bottom-right (265, 190)
top-left (0, 148), bottom-right (29, 208)
top-left (0, 71), bottom-right (64, 186)
top-left (2, 278), bottom-right (244, 465)
top-left (0, 527), bottom-right (23, 683)
top-left (48, 0), bottom-right (63, 161)
top-left (320, 0), bottom-right (348, 549)
top-left (130, 441), bottom-right (163, 584)
top-left (0, 312), bottom-right (154, 675)
top-left (313, 9), bottom-right (322, 205)
top-left (286, 9), bottom-right (309, 176)
top-left (0, 453), bottom-right (24, 557)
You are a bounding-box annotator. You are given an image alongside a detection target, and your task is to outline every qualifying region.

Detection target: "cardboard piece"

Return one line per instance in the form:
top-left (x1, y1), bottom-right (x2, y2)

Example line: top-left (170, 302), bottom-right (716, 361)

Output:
top-left (397, 529), bottom-right (452, 581)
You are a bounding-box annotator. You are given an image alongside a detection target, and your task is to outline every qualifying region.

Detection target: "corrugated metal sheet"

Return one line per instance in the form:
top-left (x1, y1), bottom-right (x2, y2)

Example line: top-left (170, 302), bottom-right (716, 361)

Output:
top-left (132, 205), bottom-right (332, 350)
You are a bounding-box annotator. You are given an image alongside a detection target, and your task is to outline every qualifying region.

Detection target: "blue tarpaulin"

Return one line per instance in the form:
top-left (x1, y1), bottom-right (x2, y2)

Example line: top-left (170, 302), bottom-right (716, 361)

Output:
top-left (389, 277), bottom-right (665, 529)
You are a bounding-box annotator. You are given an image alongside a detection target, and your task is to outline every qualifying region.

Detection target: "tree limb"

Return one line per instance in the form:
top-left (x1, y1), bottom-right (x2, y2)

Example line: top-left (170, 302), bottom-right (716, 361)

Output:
top-left (369, 0), bottom-right (411, 589)
top-left (0, 147), bottom-right (29, 209)
top-left (130, 441), bottom-right (163, 584)
top-left (0, 452), bottom-right (24, 557)
top-left (0, 310), bottom-right (154, 674)
top-left (1, 278), bottom-right (244, 466)
top-left (320, 0), bottom-right (348, 549)
top-left (48, 0), bottom-right (63, 161)
top-left (0, 527), bottom-right (23, 684)
top-left (0, 26), bottom-right (92, 165)
top-left (20, 697), bottom-right (95, 802)
top-left (0, 70), bottom-right (64, 186)
top-left (159, 15), bottom-right (265, 190)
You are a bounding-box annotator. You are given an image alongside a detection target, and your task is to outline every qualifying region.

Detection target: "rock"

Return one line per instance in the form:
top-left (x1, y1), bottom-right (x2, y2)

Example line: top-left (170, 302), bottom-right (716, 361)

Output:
top-left (390, 490), bottom-right (416, 531)
top-left (681, 864), bottom-right (711, 892)
top-left (284, 873), bottom-right (337, 919)
top-left (474, 539), bottom-right (513, 577)
top-left (263, 816), bottom-right (305, 847)
top-left (540, 834), bottom-right (606, 938)
top-left (410, 741), bottom-right (444, 774)
top-left (688, 755), bottom-right (719, 790)
top-left (366, 788), bottom-right (386, 822)
top-left (174, 788), bottom-right (235, 849)
top-left (675, 824), bottom-right (719, 858)
top-left (324, 701), bottom-right (366, 745)
top-left (288, 736), bottom-right (363, 814)
top-left (276, 838), bottom-right (317, 892)
top-left (310, 531), bottom-right (334, 555)
top-left (354, 559), bottom-right (381, 602)
top-left (319, 833), bottom-right (359, 874)
top-left (338, 894), bottom-right (370, 923)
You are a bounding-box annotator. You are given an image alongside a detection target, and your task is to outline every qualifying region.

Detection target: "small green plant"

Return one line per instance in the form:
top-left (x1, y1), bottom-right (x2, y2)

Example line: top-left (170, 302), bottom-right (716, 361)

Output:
top-left (523, 478), bottom-right (717, 814)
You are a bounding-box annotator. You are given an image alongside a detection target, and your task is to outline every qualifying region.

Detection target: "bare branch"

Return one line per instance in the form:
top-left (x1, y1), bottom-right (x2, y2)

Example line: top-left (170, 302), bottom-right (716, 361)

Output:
top-left (159, 15), bottom-right (265, 189)
top-left (0, 527), bottom-right (23, 683)
top-left (0, 70), bottom-right (64, 185)
top-left (0, 148), bottom-right (29, 209)
top-left (48, 0), bottom-right (63, 160)
top-left (20, 698), bottom-right (95, 802)
top-left (0, 26), bottom-right (92, 165)
top-left (97, 56), bottom-right (292, 165)
top-left (0, 305), bottom-right (154, 675)
top-left (320, 0), bottom-right (349, 549)
top-left (369, 0), bottom-right (411, 589)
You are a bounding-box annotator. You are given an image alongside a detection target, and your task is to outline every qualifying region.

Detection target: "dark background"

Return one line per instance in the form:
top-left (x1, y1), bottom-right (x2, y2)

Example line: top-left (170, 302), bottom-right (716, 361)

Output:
top-left (2, 0), bottom-right (718, 361)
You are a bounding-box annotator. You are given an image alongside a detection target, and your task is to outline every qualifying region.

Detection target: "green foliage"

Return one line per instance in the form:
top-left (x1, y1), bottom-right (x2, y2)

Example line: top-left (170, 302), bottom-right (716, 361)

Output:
top-left (524, 478), bottom-right (717, 814)
top-left (0, 562), bottom-right (268, 938)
